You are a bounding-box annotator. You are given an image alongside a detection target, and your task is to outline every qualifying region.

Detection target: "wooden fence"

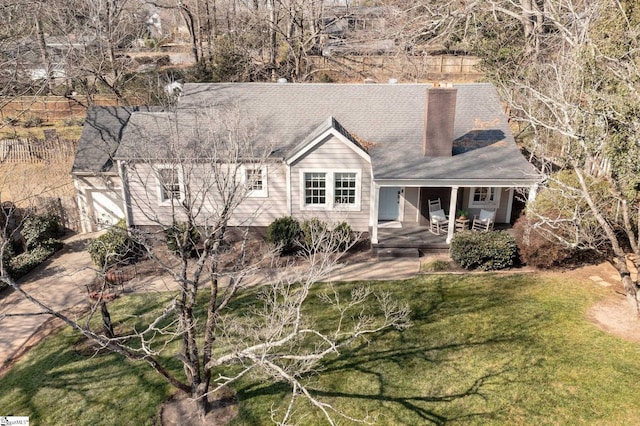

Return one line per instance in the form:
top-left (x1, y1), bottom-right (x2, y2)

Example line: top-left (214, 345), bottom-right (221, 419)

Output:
top-left (0, 137), bottom-right (77, 163)
top-left (307, 54), bottom-right (483, 82)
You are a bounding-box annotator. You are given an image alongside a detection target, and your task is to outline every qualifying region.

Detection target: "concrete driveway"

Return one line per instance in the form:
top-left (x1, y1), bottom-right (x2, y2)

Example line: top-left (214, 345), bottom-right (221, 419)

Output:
top-left (0, 233), bottom-right (96, 372)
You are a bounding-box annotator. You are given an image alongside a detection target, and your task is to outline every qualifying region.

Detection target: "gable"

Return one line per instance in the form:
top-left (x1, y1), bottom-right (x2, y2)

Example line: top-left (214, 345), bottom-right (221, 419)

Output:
top-left (286, 117), bottom-right (370, 166)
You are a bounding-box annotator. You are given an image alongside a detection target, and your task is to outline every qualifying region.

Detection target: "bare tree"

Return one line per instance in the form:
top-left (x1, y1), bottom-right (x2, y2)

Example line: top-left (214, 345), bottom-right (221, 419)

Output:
top-left (471, 0), bottom-right (640, 314)
top-left (0, 107), bottom-right (411, 423)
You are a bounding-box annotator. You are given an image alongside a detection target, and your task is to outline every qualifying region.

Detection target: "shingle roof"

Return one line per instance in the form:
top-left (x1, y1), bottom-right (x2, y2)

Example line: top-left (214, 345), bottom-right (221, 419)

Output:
top-left (115, 83), bottom-right (540, 183)
top-left (72, 106), bottom-right (163, 174)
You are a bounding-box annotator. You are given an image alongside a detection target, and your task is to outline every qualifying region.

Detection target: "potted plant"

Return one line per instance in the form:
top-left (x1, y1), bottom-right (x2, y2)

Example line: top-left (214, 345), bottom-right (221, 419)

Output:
top-left (456, 209), bottom-right (469, 220)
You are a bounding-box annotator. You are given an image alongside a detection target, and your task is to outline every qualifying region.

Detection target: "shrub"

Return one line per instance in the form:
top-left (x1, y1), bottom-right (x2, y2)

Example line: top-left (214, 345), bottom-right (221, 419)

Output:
top-left (63, 117), bottom-right (84, 127)
top-left (22, 214), bottom-right (63, 250)
top-left (164, 222), bottom-right (200, 258)
top-left (8, 245), bottom-right (56, 279)
top-left (267, 216), bottom-right (301, 254)
top-left (301, 218), bottom-right (328, 250)
top-left (302, 219), bottom-right (354, 253)
top-left (87, 221), bottom-right (140, 268)
top-left (450, 231), bottom-right (518, 271)
top-left (22, 115), bottom-right (43, 128)
top-left (332, 221), bottom-right (354, 251)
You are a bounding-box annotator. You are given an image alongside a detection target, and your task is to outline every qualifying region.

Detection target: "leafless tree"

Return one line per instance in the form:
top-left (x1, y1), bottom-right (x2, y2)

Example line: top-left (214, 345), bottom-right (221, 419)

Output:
top-left (0, 107), bottom-right (411, 423)
top-left (474, 0), bottom-right (640, 314)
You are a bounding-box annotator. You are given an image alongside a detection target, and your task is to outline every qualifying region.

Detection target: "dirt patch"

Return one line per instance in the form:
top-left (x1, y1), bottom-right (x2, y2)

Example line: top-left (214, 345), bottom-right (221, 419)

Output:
top-left (588, 297), bottom-right (640, 343)
top-left (159, 387), bottom-right (238, 426)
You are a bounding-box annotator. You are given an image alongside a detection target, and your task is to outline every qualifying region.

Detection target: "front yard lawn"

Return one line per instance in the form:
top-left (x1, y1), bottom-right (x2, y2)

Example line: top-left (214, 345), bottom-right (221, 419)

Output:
top-left (1, 273), bottom-right (638, 425)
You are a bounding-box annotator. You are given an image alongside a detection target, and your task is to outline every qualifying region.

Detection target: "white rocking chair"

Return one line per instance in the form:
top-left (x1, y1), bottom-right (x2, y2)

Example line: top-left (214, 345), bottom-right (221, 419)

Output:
top-left (472, 209), bottom-right (496, 231)
top-left (428, 198), bottom-right (449, 235)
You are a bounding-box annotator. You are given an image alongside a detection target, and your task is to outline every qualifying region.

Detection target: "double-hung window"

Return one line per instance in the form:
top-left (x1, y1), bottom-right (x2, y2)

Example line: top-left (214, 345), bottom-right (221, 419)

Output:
top-left (469, 187), bottom-right (500, 208)
top-left (244, 166), bottom-right (268, 197)
top-left (157, 166), bottom-right (182, 203)
top-left (304, 172), bottom-right (327, 206)
top-left (334, 172), bottom-right (357, 205)
top-left (301, 170), bottom-right (360, 210)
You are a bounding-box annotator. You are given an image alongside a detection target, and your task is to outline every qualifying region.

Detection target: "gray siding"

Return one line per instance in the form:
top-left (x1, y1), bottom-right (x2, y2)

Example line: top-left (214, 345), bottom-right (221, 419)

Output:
top-left (290, 135), bottom-right (372, 232)
top-left (403, 187), bottom-right (420, 224)
top-left (125, 162), bottom-right (288, 227)
top-left (461, 187), bottom-right (511, 223)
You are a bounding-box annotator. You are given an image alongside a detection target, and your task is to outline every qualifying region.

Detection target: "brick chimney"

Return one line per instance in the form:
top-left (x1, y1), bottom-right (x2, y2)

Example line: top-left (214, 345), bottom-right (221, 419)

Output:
top-left (423, 86), bottom-right (457, 157)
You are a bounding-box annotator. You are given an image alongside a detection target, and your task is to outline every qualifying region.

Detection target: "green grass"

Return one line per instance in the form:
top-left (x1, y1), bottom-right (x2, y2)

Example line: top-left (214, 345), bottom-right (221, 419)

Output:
top-left (1, 274), bottom-right (639, 425)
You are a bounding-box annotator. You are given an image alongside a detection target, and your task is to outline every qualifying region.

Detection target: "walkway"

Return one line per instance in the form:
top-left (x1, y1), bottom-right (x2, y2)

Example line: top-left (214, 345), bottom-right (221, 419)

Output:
top-left (0, 235), bottom-right (421, 372)
top-left (0, 234), bottom-right (96, 372)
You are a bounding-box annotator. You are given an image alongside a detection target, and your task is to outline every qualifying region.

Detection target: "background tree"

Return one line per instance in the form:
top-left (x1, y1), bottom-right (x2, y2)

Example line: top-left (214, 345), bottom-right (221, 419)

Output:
top-left (462, 0), bottom-right (640, 314)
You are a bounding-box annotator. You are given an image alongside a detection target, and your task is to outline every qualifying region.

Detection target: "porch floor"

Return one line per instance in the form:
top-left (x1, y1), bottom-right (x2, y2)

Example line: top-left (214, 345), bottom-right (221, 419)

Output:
top-left (374, 222), bottom-right (513, 251)
top-left (375, 222), bottom-right (449, 251)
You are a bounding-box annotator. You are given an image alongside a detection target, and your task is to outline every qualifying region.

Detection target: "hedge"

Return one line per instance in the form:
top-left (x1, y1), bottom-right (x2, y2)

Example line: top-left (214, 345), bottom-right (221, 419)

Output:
top-left (450, 231), bottom-right (518, 271)
top-left (87, 221), bottom-right (141, 268)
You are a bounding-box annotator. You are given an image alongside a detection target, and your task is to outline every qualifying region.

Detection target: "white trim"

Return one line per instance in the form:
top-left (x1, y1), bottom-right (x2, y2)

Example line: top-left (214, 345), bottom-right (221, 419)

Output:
top-left (118, 161), bottom-right (133, 229)
top-left (468, 186), bottom-right (501, 209)
top-left (398, 188), bottom-right (405, 221)
top-left (286, 164), bottom-right (292, 215)
top-left (298, 168), bottom-right (362, 212)
top-left (416, 187), bottom-right (422, 223)
top-left (286, 130), bottom-right (371, 165)
top-left (370, 183), bottom-right (380, 244)
top-left (446, 186), bottom-right (459, 244)
top-left (155, 164), bottom-right (184, 205)
top-left (528, 183), bottom-right (539, 202)
top-left (240, 164), bottom-right (268, 198)
top-left (374, 179), bottom-right (540, 187)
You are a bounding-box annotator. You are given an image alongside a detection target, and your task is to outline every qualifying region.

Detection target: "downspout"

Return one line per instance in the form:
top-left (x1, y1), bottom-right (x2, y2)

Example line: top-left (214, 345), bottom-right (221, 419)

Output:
top-left (118, 160), bottom-right (134, 228)
top-left (285, 162), bottom-right (292, 215)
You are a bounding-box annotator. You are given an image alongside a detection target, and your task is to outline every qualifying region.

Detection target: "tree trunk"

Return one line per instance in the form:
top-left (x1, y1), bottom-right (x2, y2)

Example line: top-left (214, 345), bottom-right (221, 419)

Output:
top-left (575, 167), bottom-right (640, 315)
top-left (267, 0), bottom-right (277, 76)
top-left (100, 301), bottom-right (115, 338)
top-left (35, 16), bottom-right (53, 94)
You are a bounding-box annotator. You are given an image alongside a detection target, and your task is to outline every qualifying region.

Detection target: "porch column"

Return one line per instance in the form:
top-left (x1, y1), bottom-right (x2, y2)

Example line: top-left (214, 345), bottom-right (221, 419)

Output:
top-left (371, 183), bottom-right (380, 244)
top-left (446, 186), bottom-right (459, 244)
top-left (528, 183), bottom-right (539, 203)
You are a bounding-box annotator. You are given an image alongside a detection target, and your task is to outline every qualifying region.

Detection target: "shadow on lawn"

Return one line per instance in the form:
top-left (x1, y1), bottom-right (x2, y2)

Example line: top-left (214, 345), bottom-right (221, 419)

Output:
top-left (237, 275), bottom-right (546, 424)
top-left (0, 333), bottom-right (170, 423)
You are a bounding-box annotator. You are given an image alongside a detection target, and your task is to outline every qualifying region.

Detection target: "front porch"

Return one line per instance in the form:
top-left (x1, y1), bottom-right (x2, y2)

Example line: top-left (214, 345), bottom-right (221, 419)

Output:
top-left (375, 222), bottom-right (449, 251)
top-left (370, 182), bottom-right (537, 249)
top-left (373, 221), bottom-right (514, 252)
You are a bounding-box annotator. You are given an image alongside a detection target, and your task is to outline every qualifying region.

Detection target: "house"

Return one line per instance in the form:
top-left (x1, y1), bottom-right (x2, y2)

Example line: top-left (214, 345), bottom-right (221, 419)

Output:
top-left (72, 106), bottom-right (163, 233)
top-left (72, 82), bottom-right (542, 248)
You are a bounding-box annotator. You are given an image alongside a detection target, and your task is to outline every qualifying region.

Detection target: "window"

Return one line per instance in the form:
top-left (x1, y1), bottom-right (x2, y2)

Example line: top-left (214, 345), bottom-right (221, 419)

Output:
top-left (246, 169), bottom-right (263, 191)
top-left (244, 166), bottom-right (268, 197)
top-left (304, 172), bottom-right (326, 205)
top-left (157, 166), bottom-right (182, 202)
top-left (300, 170), bottom-right (361, 211)
top-left (334, 172), bottom-right (356, 205)
top-left (469, 187), bottom-right (500, 208)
